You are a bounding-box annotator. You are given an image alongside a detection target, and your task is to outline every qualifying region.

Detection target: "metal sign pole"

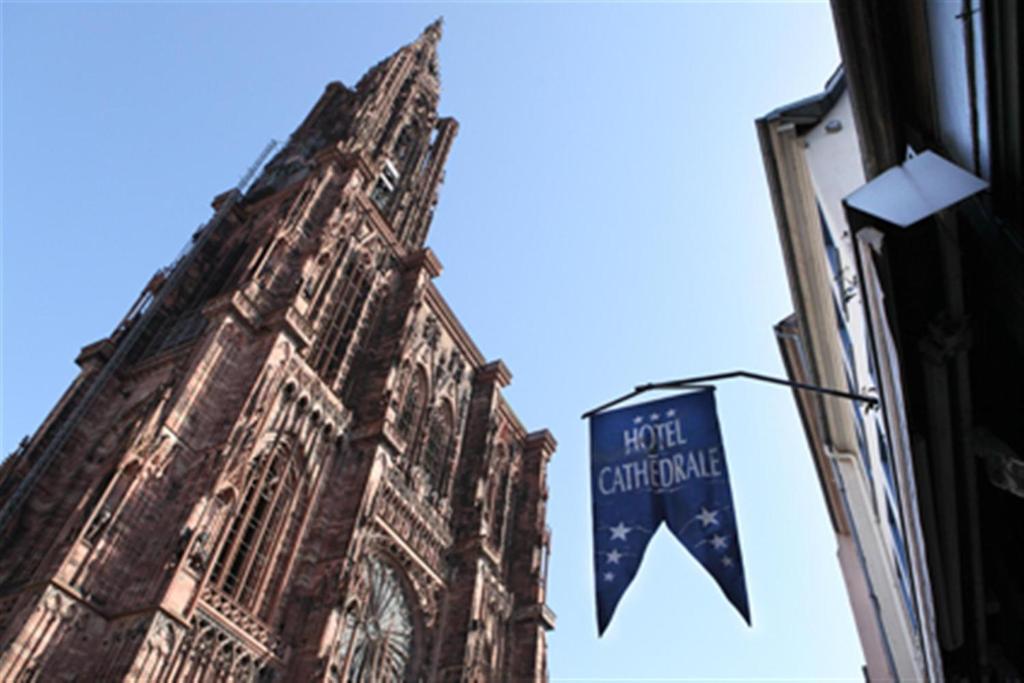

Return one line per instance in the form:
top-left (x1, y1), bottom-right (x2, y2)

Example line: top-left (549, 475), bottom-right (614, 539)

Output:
top-left (581, 369), bottom-right (878, 419)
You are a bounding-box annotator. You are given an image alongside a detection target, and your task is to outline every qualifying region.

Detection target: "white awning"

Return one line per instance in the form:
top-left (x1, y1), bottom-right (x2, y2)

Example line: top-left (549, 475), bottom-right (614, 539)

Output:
top-left (844, 150), bottom-right (988, 227)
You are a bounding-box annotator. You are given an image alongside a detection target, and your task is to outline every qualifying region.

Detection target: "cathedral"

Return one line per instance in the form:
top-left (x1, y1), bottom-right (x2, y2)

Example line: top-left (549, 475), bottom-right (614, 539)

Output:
top-left (0, 20), bottom-right (556, 681)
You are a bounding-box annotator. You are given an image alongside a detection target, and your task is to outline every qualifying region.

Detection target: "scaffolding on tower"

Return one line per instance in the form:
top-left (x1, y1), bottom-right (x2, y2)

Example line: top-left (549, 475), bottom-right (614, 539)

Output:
top-left (0, 139), bottom-right (280, 536)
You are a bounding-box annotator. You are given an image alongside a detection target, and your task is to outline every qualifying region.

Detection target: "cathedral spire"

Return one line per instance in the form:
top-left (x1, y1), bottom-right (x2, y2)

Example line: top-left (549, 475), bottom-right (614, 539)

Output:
top-left (249, 19), bottom-right (455, 246)
top-left (422, 17), bottom-right (443, 42)
top-left (412, 16), bottom-right (443, 82)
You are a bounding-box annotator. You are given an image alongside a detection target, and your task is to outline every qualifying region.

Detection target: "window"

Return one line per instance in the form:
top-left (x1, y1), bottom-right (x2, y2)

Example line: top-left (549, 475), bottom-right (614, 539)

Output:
top-left (370, 160), bottom-right (400, 211)
top-left (422, 404), bottom-right (453, 499)
top-left (866, 331), bottom-right (879, 387)
top-left (210, 445), bottom-right (299, 614)
top-left (490, 463), bottom-right (509, 544)
top-left (84, 463), bottom-right (138, 543)
top-left (369, 180), bottom-right (392, 209)
top-left (393, 125), bottom-right (418, 165)
top-left (309, 244), bottom-right (350, 322)
top-left (833, 297), bottom-right (855, 373)
top-left (818, 202), bottom-right (842, 282)
top-left (311, 259), bottom-right (371, 383)
top-left (852, 402), bottom-right (872, 494)
top-left (397, 370), bottom-right (427, 445)
top-left (887, 498), bottom-right (919, 634)
top-left (877, 422), bottom-right (899, 506)
top-left (335, 558), bottom-right (415, 682)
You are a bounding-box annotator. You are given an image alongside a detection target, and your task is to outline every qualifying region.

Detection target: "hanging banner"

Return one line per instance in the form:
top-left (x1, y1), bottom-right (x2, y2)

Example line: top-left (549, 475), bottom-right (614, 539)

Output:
top-left (589, 389), bottom-right (750, 634)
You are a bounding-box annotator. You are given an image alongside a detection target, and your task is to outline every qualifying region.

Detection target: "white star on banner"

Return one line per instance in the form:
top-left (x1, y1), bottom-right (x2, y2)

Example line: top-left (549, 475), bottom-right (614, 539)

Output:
top-left (607, 550), bottom-right (622, 564)
top-left (604, 572), bottom-right (615, 582)
top-left (632, 415), bottom-right (643, 425)
top-left (697, 507), bottom-right (719, 527)
top-left (721, 556), bottom-right (733, 567)
top-left (711, 534), bottom-right (728, 550)
top-left (650, 413), bottom-right (660, 421)
top-left (609, 522), bottom-right (631, 541)
top-left (666, 409), bottom-right (676, 418)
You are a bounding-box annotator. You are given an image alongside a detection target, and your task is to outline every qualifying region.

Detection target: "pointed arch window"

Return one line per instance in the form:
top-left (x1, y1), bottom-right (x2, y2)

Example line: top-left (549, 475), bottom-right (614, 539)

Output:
top-left (312, 257), bottom-right (372, 383)
top-left (393, 124), bottom-right (419, 166)
top-left (397, 369), bottom-right (428, 445)
top-left (309, 243), bottom-right (351, 322)
top-left (84, 462), bottom-right (140, 543)
top-left (209, 442), bottom-right (300, 614)
top-left (422, 402), bottom-right (454, 500)
top-left (488, 446), bottom-right (510, 545)
top-left (490, 473), bottom-right (510, 546)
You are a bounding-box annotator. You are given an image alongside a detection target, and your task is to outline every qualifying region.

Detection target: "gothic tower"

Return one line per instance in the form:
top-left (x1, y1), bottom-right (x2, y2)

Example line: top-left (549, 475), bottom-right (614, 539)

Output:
top-left (0, 21), bottom-right (556, 681)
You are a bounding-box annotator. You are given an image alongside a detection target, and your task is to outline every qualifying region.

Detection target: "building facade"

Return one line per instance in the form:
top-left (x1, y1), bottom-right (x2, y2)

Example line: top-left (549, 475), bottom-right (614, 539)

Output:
top-left (763, 1), bottom-right (1023, 679)
top-left (0, 21), bottom-right (556, 682)
top-left (759, 69), bottom-right (937, 682)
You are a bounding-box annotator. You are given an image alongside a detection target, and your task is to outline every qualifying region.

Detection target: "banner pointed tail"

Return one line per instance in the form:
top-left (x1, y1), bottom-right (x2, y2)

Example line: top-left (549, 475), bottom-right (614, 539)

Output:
top-left (592, 515), bottom-right (661, 635)
top-left (589, 389), bottom-right (751, 633)
top-left (664, 497), bottom-right (752, 625)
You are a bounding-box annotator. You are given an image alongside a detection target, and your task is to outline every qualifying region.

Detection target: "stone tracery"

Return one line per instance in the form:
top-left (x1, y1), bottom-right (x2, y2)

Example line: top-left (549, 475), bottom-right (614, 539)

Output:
top-left (333, 555), bottom-right (417, 682)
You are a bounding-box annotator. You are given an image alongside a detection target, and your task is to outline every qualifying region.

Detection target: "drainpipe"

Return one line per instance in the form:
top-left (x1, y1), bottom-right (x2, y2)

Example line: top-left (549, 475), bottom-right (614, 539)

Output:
top-left (918, 334), bottom-right (964, 651)
top-left (935, 213), bottom-right (988, 677)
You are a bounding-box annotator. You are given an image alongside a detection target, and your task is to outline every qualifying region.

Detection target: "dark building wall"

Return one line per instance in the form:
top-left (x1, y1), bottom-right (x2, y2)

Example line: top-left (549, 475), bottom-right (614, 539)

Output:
top-left (830, 1), bottom-right (1024, 678)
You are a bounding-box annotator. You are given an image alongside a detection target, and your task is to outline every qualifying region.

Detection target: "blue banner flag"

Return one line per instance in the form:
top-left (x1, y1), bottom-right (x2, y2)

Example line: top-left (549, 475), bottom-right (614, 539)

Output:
top-left (590, 389), bottom-right (750, 634)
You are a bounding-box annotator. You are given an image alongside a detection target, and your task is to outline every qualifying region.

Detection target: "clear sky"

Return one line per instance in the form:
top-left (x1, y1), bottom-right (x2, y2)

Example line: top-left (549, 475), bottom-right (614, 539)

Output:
top-left (2, 1), bottom-right (863, 679)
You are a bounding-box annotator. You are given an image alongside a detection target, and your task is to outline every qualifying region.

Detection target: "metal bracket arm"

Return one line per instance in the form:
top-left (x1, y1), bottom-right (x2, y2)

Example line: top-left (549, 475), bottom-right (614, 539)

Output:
top-left (582, 369), bottom-right (879, 419)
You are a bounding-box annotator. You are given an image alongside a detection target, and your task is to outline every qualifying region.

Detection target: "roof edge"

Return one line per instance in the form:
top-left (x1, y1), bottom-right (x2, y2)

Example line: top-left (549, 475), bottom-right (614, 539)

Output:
top-left (758, 65), bottom-right (847, 129)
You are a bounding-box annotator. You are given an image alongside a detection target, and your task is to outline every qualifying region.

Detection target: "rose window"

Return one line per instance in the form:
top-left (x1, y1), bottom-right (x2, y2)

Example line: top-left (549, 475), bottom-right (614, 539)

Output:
top-left (337, 558), bottom-right (415, 681)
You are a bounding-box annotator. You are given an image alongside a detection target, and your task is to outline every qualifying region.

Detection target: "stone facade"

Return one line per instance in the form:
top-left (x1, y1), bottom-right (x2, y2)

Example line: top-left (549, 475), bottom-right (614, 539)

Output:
top-left (0, 20), bottom-right (555, 682)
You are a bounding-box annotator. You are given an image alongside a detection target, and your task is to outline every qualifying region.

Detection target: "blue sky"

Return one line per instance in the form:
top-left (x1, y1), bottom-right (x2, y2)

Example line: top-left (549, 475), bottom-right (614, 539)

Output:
top-left (2, 2), bottom-right (863, 678)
